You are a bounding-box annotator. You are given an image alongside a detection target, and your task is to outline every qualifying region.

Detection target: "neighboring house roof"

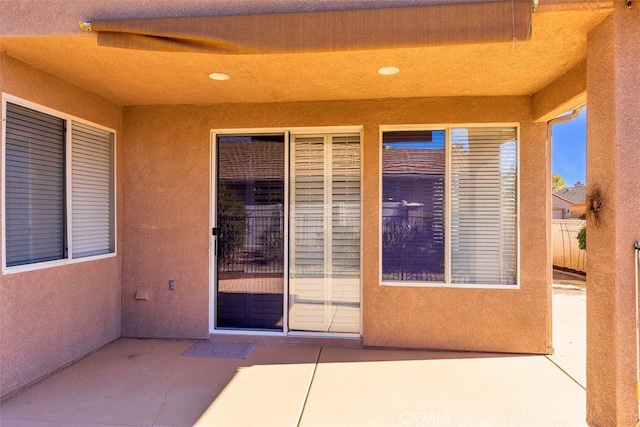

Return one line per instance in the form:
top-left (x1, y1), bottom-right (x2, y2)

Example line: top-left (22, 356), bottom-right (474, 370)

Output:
top-left (552, 193), bottom-right (572, 202)
top-left (219, 142), bottom-right (447, 180)
top-left (218, 139), bottom-right (284, 180)
top-left (554, 184), bottom-right (586, 205)
top-left (383, 148), bottom-right (445, 176)
top-left (552, 193), bottom-right (574, 207)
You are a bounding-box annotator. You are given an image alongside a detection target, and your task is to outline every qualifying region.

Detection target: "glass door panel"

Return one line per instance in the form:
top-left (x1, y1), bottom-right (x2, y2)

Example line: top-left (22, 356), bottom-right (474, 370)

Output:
top-left (289, 134), bottom-right (361, 333)
top-left (215, 134), bottom-right (285, 330)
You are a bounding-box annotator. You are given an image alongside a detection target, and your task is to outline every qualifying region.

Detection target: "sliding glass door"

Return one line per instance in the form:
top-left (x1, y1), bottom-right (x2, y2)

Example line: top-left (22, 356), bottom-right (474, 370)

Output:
top-left (289, 134), bottom-right (361, 333)
top-left (212, 130), bottom-right (361, 334)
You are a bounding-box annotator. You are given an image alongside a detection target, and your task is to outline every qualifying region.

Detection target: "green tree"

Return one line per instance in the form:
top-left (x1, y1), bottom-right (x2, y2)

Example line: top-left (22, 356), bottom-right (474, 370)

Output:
top-left (552, 174), bottom-right (566, 193)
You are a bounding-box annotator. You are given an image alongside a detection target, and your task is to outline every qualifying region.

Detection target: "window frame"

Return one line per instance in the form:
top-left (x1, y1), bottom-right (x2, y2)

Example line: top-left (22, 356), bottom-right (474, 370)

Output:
top-left (379, 123), bottom-right (520, 289)
top-left (2, 94), bottom-right (117, 274)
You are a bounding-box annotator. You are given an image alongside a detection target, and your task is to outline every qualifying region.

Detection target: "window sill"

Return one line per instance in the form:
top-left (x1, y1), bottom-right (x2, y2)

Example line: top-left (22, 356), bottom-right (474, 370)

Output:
top-left (3, 252), bottom-right (117, 275)
top-left (380, 281), bottom-right (520, 290)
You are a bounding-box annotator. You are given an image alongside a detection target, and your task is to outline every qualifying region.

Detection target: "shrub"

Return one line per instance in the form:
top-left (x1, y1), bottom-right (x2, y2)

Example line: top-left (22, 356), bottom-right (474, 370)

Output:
top-left (577, 225), bottom-right (586, 251)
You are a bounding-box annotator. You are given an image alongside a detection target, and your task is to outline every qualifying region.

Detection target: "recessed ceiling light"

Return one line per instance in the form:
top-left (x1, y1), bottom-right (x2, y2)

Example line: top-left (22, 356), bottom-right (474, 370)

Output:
top-left (208, 72), bottom-right (230, 81)
top-left (378, 66), bottom-right (400, 76)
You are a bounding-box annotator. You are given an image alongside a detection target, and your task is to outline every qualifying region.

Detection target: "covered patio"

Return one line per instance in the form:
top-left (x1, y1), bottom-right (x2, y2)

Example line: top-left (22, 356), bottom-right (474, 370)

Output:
top-left (1, 1), bottom-right (639, 425)
top-left (0, 286), bottom-right (587, 426)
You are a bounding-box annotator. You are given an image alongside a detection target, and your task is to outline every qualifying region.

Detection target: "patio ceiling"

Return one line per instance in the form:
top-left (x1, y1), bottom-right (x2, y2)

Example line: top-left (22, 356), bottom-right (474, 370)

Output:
top-left (0, 4), bottom-right (609, 107)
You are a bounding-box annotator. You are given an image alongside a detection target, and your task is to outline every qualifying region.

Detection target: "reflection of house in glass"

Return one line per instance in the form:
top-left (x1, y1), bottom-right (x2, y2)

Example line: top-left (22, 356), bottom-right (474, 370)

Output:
top-left (216, 135), bottom-right (285, 330)
top-left (217, 136), bottom-right (285, 274)
top-left (382, 127), bottom-right (517, 285)
top-left (382, 131), bottom-right (445, 281)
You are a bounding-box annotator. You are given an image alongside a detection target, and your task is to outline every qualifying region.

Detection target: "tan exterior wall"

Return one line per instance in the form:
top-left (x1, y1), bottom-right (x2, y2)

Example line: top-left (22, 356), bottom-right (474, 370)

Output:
top-left (0, 54), bottom-right (123, 398)
top-left (586, 4), bottom-right (640, 425)
top-left (122, 97), bottom-right (550, 354)
top-left (532, 60), bottom-right (586, 123)
top-left (121, 106), bottom-right (210, 338)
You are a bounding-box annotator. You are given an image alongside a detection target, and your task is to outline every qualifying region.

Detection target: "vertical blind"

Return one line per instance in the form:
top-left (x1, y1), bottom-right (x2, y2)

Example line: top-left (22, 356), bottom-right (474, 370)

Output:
top-left (290, 134), bottom-right (361, 333)
top-left (5, 102), bottom-right (66, 267)
top-left (71, 121), bottom-right (115, 258)
top-left (450, 127), bottom-right (517, 285)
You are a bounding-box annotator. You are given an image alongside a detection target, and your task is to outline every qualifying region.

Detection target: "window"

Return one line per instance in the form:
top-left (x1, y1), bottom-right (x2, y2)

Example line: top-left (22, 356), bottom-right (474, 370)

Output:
top-left (3, 98), bottom-right (115, 271)
top-left (382, 126), bottom-right (517, 287)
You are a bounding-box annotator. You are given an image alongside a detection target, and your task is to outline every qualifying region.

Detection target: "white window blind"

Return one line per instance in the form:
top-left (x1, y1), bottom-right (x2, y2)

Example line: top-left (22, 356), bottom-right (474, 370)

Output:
top-left (291, 136), bottom-right (325, 278)
top-left (331, 136), bottom-right (361, 278)
top-left (5, 102), bottom-right (66, 267)
top-left (289, 134), bottom-right (361, 333)
top-left (450, 127), bottom-right (517, 285)
top-left (71, 121), bottom-right (115, 258)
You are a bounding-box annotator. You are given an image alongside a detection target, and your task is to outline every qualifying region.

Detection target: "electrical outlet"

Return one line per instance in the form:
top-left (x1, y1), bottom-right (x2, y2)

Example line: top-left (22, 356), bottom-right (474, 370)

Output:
top-left (168, 280), bottom-right (175, 291)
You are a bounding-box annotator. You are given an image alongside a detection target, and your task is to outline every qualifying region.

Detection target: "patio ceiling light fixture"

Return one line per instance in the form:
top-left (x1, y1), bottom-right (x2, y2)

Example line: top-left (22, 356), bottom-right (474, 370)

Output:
top-left (208, 72), bottom-right (230, 81)
top-left (378, 66), bottom-right (400, 76)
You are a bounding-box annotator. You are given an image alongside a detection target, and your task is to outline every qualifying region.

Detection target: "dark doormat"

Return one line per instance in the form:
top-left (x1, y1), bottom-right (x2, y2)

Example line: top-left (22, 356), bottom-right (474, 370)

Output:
top-left (182, 342), bottom-right (257, 359)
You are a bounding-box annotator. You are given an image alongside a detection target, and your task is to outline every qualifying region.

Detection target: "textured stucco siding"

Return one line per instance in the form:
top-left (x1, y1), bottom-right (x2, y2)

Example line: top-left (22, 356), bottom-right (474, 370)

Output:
top-left (121, 98), bottom-right (550, 354)
top-left (0, 54), bottom-right (123, 398)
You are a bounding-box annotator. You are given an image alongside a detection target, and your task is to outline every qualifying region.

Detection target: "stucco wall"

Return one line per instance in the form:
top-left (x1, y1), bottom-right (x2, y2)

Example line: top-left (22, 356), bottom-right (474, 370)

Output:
top-left (122, 97), bottom-right (550, 354)
top-left (121, 106), bottom-right (211, 338)
top-left (586, 4), bottom-right (640, 425)
top-left (0, 54), bottom-right (123, 398)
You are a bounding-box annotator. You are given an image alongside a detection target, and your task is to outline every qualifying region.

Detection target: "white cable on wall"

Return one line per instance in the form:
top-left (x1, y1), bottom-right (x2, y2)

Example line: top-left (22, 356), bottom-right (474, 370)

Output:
top-left (635, 241), bottom-right (640, 426)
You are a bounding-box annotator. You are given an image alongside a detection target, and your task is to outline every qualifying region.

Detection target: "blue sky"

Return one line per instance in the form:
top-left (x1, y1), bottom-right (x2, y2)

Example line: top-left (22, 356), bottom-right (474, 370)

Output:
top-left (552, 108), bottom-right (587, 187)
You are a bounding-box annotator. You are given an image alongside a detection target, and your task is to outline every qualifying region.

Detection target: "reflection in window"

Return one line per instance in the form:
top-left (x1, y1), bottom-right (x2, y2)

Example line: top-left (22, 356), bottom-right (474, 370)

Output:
top-left (381, 126), bottom-right (518, 286)
top-left (382, 130), bottom-right (445, 282)
top-left (216, 134), bottom-right (285, 330)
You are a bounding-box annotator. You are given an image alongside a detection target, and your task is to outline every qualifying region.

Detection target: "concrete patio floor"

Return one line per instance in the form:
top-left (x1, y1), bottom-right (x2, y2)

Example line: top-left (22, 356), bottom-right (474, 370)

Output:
top-left (0, 288), bottom-right (586, 427)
